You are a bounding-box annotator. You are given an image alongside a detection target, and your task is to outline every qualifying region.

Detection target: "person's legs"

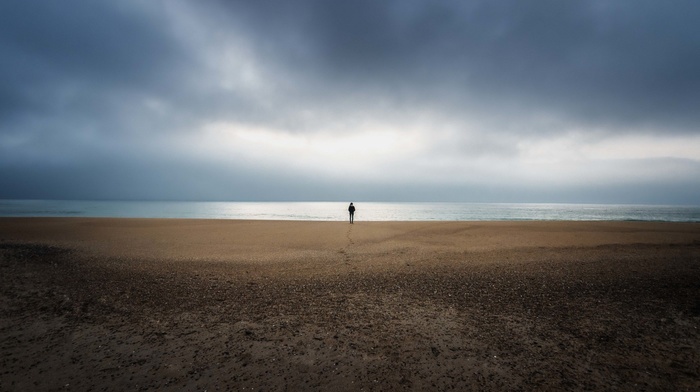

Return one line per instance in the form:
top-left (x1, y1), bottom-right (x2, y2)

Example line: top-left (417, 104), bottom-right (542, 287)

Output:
top-left (350, 212), bottom-right (354, 223)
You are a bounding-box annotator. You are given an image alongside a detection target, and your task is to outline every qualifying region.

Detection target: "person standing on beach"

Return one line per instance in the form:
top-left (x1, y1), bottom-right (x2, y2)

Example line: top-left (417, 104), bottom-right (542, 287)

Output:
top-left (348, 203), bottom-right (355, 224)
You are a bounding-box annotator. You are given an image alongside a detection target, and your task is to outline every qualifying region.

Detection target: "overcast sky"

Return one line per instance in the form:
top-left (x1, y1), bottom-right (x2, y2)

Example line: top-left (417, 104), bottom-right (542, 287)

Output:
top-left (1, 0), bottom-right (699, 203)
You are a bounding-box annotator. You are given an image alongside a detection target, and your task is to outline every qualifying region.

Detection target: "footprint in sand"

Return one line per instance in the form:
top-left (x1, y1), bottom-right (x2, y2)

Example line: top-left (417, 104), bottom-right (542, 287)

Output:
top-left (339, 225), bottom-right (354, 264)
top-left (346, 224), bottom-right (355, 245)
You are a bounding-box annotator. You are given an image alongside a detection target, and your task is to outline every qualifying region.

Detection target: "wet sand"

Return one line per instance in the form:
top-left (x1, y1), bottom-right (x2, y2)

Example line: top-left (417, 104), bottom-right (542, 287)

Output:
top-left (1, 218), bottom-right (699, 391)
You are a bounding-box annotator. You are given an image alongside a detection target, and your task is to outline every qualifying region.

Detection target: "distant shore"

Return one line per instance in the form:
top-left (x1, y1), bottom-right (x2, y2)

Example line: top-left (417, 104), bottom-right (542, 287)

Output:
top-left (1, 218), bottom-right (699, 390)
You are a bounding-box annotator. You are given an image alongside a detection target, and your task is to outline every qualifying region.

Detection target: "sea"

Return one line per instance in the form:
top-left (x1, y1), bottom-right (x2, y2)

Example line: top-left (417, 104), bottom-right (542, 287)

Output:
top-left (1, 200), bottom-right (699, 222)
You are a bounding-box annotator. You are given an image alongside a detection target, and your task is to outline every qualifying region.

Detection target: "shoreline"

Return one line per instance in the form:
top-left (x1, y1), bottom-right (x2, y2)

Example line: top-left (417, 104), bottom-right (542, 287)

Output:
top-left (2, 200), bottom-right (699, 223)
top-left (4, 216), bottom-right (700, 221)
top-left (2, 218), bottom-right (699, 390)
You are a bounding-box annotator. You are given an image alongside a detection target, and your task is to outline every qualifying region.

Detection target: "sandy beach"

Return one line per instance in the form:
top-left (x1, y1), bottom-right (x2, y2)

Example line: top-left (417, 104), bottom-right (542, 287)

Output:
top-left (1, 218), bottom-right (699, 391)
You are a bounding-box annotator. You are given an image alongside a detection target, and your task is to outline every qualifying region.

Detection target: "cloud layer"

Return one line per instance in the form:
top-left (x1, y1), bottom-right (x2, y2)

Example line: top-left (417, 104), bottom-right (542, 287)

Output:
top-left (2, 0), bottom-right (699, 203)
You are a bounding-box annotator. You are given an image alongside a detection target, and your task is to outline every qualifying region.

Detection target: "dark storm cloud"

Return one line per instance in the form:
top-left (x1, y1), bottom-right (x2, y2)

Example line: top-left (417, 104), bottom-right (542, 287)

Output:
top-left (0, 1), bottom-right (186, 117)
top-left (0, 0), bottom-right (215, 178)
top-left (4, 0), bottom-right (699, 138)
top-left (205, 0), bottom-right (700, 134)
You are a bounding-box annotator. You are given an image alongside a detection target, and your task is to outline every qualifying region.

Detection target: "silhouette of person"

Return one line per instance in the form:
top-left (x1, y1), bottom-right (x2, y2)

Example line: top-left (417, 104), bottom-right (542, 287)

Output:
top-left (348, 202), bottom-right (355, 224)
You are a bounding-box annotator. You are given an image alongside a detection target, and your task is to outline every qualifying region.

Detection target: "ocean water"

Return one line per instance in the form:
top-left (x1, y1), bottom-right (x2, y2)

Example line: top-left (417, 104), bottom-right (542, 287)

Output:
top-left (1, 200), bottom-right (699, 222)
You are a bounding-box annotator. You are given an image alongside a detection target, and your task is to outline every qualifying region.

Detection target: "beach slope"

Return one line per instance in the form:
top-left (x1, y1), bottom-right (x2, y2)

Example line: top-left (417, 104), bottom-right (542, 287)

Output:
top-left (1, 218), bottom-right (699, 390)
